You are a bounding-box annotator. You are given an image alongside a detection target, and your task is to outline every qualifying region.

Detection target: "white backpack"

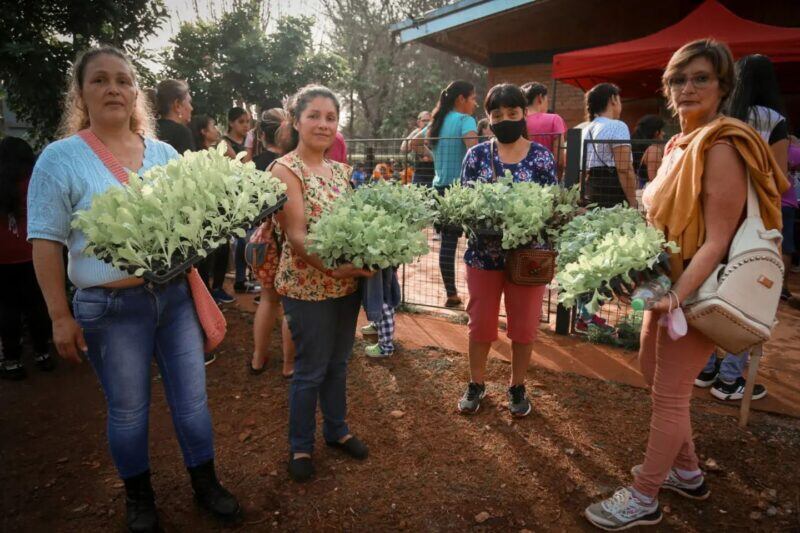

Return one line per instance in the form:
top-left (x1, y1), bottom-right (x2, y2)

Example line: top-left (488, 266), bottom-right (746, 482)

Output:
top-left (683, 177), bottom-right (784, 354)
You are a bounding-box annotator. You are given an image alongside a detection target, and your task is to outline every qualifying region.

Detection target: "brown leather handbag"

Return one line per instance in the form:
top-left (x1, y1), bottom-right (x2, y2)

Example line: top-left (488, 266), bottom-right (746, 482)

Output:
top-left (485, 140), bottom-right (556, 286)
top-left (505, 248), bottom-right (556, 286)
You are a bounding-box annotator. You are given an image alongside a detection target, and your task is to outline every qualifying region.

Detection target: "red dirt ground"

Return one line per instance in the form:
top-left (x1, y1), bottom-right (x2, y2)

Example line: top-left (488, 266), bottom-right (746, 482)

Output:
top-left (2, 301), bottom-right (800, 532)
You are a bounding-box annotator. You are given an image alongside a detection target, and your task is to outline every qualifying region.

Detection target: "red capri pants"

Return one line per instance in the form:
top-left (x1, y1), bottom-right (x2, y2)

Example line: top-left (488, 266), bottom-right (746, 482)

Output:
top-left (465, 266), bottom-right (546, 344)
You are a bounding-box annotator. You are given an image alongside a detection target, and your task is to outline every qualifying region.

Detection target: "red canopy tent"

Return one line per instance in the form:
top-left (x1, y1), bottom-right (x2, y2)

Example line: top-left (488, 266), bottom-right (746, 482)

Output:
top-left (552, 0), bottom-right (800, 99)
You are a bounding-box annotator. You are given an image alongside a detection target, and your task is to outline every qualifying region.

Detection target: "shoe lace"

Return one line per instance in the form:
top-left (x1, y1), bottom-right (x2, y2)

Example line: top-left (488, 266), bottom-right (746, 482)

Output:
top-left (602, 488), bottom-right (633, 514)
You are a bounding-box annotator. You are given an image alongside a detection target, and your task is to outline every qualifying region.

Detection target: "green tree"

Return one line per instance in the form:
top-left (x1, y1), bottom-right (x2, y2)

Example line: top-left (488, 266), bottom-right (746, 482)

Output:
top-left (0, 0), bottom-right (168, 146)
top-left (321, 0), bottom-right (486, 138)
top-left (163, 3), bottom-right (345, 121)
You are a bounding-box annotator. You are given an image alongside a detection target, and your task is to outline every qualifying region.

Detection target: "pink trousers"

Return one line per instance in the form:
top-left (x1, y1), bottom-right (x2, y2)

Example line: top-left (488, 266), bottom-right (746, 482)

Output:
top-left (632, 310), bottom-right (715, 498)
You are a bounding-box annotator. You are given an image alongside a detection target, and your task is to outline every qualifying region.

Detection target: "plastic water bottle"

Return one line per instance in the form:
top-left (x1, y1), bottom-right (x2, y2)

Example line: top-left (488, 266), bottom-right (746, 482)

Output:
top-left (631, 274), bottom-right (672, 311)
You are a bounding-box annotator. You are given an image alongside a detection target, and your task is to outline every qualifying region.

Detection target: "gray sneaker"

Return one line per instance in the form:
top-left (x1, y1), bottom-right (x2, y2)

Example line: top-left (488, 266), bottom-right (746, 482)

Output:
top-left (508, 384), bottom-right (532, 417)
top-left (630, 465), bottom-right (710, 500)
top-left (457, 382), bottom-right (486, 414)
top-left (585, 487), bottom-right (662, 530)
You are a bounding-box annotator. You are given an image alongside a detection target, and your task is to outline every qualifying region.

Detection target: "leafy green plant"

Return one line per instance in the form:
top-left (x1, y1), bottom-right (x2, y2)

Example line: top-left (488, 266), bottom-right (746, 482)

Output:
top-left (353, 181), bottom-right (436, 229)
top-left (307, 182), bottom-right (435, 269)
top-left (434, 172), bottom-right (580, 250)
top-left (553, 206), bottom-right (678, 314)
top-left (73, 142), bottom-right (287, 276)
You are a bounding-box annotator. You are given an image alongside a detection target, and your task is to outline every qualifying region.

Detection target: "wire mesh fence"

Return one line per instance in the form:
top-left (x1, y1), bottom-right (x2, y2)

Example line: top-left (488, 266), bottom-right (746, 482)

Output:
top-left (346, 135), bottom-right (561, 323)
top-left (573, 134), bottom-right (669, 330)
top-left (343, 132), bottom-right (665, 334)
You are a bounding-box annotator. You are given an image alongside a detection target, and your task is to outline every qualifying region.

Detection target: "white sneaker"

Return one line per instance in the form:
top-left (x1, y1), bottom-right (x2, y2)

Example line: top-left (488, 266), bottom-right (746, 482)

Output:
top-left (361, 323), bottom-right (377, 335)
top-left (585, 487), bottom-right (661, 530)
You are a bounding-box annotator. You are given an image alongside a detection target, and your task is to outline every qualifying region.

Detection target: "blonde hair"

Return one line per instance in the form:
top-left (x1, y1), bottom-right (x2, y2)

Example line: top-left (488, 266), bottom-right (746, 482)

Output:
top-left (59, 46), bottom-right (155, 138)
top-left (662, 39), bottom-right (735, 115)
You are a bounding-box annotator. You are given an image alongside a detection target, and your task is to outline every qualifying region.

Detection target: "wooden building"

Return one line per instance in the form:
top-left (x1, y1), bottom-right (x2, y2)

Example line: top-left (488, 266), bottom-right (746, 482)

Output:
top-left (391, 0), bottom-right (800, 129)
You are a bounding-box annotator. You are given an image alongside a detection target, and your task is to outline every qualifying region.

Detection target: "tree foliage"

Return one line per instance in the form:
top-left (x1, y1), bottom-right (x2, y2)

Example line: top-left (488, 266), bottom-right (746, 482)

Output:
top-left (162, 2), bottom-right (345, 120)
top-left (0, 0), bottom-right (168, 146)
top-left (321, 0), bottom-right (487, 138)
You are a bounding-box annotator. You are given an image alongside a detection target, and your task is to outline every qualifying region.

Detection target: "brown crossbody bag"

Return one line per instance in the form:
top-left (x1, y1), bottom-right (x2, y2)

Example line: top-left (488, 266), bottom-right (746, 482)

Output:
top-left (488, 140), bottom-right (556, 286)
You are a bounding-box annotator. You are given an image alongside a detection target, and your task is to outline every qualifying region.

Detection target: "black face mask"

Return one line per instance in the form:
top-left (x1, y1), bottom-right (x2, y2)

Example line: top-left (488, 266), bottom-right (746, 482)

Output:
top-left (489, 118), bottom-right (526, 144)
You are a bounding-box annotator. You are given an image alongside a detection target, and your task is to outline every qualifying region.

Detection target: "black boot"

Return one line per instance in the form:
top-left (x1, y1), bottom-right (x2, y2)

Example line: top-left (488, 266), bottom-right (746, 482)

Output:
top-left (123, 470), bottom-right (158, 533)
top-left (188, 459), bottom-right (241, 523)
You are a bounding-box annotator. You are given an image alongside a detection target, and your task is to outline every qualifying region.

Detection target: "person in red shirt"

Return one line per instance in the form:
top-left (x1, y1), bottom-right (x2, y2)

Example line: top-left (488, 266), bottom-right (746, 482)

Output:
top-left (0, 137), bottom-right (54, 380)
top-left (326, 131), bottom-right (348, 163)
top-left (521, 82), bottom-right (567, 175)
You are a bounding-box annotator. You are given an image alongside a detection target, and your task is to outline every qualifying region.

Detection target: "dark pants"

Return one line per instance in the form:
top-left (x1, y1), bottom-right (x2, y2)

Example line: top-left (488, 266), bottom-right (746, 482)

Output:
top-left (282, 291), bottom-right (360, 453)
top-left (197, 243), bottom-right (230, 290)
top-left (435, 186), bottom-right (459, 297)
top-left (0, 261), bottom-right (51, 360)
top-left (411, 161), bottom-right (434, 187)
top-left (586, 166), bottom-right (626, 208)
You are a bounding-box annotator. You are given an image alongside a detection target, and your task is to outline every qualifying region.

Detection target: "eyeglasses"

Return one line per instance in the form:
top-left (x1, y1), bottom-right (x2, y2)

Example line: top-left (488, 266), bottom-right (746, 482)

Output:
top-left (667, 73), bottom-right (715, 91)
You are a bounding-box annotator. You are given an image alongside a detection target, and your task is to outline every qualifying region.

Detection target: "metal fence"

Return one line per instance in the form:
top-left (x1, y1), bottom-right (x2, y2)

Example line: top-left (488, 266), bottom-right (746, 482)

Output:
top-left (347, 135), bottom-right (562, 323)
top-left (345, 130), bottom-right (660, 333)
top-left (564, 131), bottom-right (668, 331)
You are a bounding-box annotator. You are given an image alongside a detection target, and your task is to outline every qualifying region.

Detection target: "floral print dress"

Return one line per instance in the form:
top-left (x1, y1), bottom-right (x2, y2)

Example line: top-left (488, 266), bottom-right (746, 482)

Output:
top-left (274, 152), bottom-right (357, 301)
top-left (460, 140), bottom-right (557, 270)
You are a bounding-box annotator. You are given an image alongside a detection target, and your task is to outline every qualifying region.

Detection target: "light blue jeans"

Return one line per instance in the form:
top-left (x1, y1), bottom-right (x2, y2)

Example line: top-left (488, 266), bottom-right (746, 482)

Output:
top-left (701, 351), bottom-right (748, 383)
top-left (74, 279), bottom-right (214, 479)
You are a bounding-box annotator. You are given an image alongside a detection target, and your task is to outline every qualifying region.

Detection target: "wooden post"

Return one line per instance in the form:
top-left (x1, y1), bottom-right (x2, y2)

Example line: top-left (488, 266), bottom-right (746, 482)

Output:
top-left (738, 344), bottom-right (763, 427)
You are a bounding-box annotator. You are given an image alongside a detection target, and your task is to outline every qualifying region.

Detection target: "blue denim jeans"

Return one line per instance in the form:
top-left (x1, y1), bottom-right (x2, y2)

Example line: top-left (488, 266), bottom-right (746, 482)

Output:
top-left (73, 279), bottom-right (214, 479)
top-left (282, 291), bottom-right (360, 454)
top-left (701, 351), bottom-right (748, 383)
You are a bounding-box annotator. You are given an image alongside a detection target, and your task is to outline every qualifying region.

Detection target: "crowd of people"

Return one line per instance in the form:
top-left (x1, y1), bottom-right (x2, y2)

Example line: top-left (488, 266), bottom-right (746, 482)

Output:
top-left (0, 35), bottom-right (797, 532)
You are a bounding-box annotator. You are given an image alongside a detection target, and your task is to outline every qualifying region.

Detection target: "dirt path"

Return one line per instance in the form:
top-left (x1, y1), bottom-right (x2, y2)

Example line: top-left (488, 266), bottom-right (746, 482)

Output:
top-left (2, 307), bottom-right (800, 532)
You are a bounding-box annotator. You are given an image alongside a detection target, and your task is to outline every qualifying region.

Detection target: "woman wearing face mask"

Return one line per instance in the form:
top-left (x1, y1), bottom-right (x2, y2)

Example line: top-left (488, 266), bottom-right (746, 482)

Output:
top-left (583, 83), bottom-right (638, 207)
top-left (584, 39), bottom-right (788, 530)
top-left (27, 46), bottom-right (240, 532)
top-left (456, 83), bottom-right (556, 417)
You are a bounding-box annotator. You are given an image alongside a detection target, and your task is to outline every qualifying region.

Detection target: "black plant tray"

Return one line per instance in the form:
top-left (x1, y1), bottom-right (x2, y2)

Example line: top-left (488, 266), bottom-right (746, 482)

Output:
top-left (438, 224), bottom-right (502, 237)
top-left (111, 194), bottom-right (287, 285)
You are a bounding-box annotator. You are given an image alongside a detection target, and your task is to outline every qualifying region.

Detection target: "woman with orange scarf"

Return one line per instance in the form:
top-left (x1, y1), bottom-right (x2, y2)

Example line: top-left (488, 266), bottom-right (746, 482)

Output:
top-left (585, 39), bottom-right (789, 531)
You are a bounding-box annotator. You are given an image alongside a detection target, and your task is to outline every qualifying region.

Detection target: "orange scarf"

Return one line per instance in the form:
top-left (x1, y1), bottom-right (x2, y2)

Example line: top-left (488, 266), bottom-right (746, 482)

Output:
top-left (649, 117), bottom-right (789, 279)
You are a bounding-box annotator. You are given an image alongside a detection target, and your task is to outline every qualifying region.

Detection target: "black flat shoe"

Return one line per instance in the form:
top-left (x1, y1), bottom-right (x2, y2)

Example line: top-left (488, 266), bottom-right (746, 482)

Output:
top-left (34, 352), bottom-right (56, 372)
top-left (288, 454), bottom-right (315, 482)
top-left (325, 436), bottom-right (368, 460)
top-left (0, 360), bottom-right (27, 381)
top-left (249, 359), bottom-right (267, 375)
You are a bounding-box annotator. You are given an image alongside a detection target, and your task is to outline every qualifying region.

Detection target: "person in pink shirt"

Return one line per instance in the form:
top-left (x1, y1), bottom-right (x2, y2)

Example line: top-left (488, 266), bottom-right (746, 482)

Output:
top-left (521, 82), bottom-right (567, 174)
top-left (326, 131), bottom-right (348, 163)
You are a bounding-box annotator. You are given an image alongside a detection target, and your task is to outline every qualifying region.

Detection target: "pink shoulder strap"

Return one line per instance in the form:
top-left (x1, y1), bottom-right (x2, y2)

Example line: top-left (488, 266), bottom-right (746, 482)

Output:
top-left (78, 129), bottom-right (130, 185)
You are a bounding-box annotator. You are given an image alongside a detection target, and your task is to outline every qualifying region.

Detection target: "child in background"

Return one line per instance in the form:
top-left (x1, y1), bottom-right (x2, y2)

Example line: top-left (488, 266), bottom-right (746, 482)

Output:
top-left (361, 267), bottom-right (401, 357)
top-left (351, 163), bottom-right (367, 189)
top-left (372, 162), bottom-right (392, 181)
